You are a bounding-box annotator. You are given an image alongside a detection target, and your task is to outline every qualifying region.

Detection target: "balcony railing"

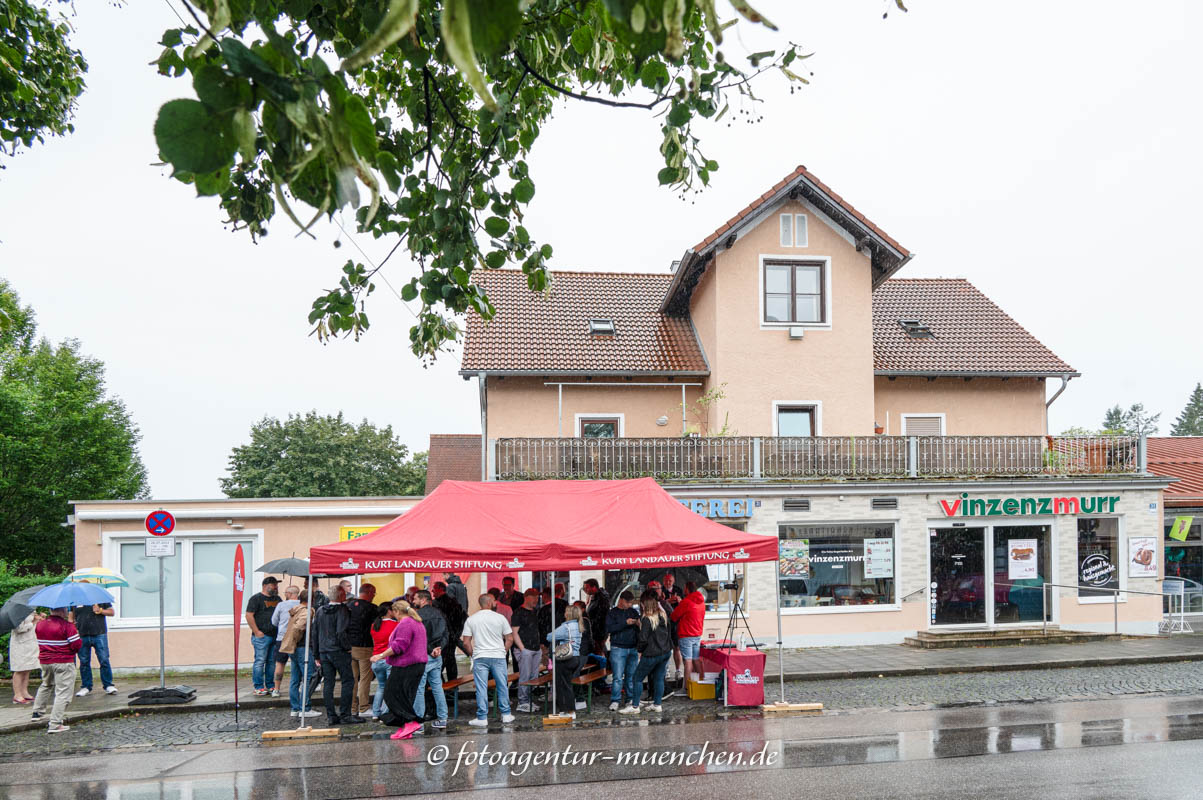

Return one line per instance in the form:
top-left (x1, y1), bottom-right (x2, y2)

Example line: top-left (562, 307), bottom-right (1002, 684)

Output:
top-left (493, 435), bottom-right (1142, 481)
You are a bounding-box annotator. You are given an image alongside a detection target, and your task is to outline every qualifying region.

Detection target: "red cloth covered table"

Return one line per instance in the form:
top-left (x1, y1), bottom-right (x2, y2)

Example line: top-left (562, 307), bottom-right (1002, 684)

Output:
top-left (701, 643), bottom-right (766, 706)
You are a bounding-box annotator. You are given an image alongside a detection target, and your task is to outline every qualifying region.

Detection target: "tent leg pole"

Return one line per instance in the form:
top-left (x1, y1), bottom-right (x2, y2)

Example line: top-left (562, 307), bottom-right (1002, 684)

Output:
top-left (774, 562), bottom-right (785, 704)
top-left (548, 571), bottom-right (555, 716)
top-left (300, 576), bottom-right (314, 729)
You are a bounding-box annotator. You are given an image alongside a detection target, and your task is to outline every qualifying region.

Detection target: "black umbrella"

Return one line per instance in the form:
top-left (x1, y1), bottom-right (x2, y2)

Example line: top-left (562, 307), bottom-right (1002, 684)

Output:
top-left (0, 584), bottom-right (46, 636)
top-left (255, 557), bottom-right (311, 577)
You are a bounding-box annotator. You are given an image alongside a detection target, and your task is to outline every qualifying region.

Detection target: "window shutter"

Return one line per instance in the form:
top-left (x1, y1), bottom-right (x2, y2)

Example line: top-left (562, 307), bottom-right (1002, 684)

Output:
top-left (903, 416), bottom-right (944, 436)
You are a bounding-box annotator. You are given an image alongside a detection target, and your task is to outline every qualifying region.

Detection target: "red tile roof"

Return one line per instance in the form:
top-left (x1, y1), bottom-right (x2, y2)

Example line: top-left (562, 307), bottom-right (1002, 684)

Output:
top-left (872, 279), bottom-right (1077, 376)
top-left (460, 270), bottom-right (709, 375)
top-left (692, 164), bottom-right (911, 257)
top-left (1147, 437), bottom-right (1203, 502)
top-left (426, 434), bottom-right (482, 492)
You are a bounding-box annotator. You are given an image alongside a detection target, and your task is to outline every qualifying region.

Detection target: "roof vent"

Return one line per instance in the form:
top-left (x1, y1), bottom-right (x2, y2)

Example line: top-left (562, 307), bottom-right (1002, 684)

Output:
top-left (899, 319), bottom-right (934, 338)
top-left (588, 319), bottom-right (616, 336)
top-left (782, 498), bottom-right (811, 512)
top-left (870, 497), bottom-right (899, 510)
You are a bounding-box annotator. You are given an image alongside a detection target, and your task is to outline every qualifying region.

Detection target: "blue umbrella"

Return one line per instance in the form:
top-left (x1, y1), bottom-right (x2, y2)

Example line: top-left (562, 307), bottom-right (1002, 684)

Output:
top-left (28, 581), bottom-right (114, 609)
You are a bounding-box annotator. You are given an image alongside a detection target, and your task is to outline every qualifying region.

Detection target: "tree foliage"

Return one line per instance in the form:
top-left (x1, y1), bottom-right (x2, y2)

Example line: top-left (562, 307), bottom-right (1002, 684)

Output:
top-left (1171, 383), bottom-right (1203, 436)
top-left (1100, 403), bottom-right (1160, 437)
top-left (150, 0), bottom-right (879, 357)
top-left (0, 0), bottom-right (88, 163)
top-left (0, 282), bottom-right (149, 573)
top-left (221, 410), bottom-right (427, 497)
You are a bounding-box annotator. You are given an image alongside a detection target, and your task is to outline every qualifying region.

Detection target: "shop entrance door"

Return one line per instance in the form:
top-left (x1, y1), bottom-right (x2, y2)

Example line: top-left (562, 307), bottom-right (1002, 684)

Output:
top-left (929, 527), bottom-right (987, 626)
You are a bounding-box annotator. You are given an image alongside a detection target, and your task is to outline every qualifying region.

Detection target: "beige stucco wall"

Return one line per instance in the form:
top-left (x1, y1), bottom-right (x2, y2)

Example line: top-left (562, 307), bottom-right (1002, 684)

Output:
top-left (695, 198), bottom-right (877, 436)
top-left (873, 376), bottom-right (1049, 435)
top-left (486, 376), bottom-right (703, 438)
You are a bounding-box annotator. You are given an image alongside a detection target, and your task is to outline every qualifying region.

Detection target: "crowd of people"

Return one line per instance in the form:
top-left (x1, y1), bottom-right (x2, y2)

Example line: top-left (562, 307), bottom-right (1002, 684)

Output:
top-left (247, 571), bottom-right (709, 736)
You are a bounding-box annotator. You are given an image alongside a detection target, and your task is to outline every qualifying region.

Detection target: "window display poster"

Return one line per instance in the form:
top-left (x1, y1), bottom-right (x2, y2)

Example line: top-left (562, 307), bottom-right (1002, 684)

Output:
top-left (1128, 536), bottom-right (1157, 578)
top-left (779, 540), bottom-right (810, 578)
top-left (1007, 538), bottom-right (1038, 580)
top-left (863, 538), bottom-right (894, 579)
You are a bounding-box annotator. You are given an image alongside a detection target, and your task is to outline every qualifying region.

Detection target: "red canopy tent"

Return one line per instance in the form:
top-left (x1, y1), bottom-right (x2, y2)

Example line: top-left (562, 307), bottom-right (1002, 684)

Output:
top-left (309, 477), bottom-right (777, 574)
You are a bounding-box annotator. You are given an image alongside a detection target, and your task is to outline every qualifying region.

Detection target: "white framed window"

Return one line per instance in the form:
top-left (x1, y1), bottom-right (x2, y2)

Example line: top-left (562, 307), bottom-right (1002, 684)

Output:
top-left (575, 413), bottom-right (625, 438)
top-left (901, 414), bottom-right (946, 436)
top-left (779, 213), bottom-right (808, 247)
top-left (759, 255), bottom-right (832, 329)
top-left (778, 522), bottom-right (901, 613)
top-left (1077, 517), bottom-right (1127, 603)
top-left (772, 401), bottom-right (823, 436)
top-left (794, 214), bottom-right (808, 247)
top-left (105, 529), bottom-right (264, 628)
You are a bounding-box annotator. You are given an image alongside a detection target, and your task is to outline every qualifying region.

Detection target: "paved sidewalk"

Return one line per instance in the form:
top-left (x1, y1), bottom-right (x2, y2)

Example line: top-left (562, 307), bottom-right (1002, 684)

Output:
top-left (3, 634), bottom-right (1201, 733)
top-left (770, 633), bottom-right (1203, 680)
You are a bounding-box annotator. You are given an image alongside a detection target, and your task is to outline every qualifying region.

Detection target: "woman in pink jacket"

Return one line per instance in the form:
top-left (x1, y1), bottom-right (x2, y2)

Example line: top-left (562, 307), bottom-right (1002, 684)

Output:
top-left (371, 600), bottom-right (427, 740)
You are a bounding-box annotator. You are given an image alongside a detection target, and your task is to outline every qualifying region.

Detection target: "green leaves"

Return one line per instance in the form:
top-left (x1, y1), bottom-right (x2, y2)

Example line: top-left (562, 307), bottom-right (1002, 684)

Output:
top-left (343, 95), bottom-right (377, 159)
top-left (512, 177), bottom-right (535, 204)
top-left (148, 0), bottom-right (807, 359)
top-left (154, 99), bottom-right (236, 174)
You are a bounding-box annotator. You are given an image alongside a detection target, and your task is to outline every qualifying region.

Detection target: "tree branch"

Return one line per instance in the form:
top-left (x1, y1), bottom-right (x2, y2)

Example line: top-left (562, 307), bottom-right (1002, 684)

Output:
top-left (514, 50), bottom-right (669, 110)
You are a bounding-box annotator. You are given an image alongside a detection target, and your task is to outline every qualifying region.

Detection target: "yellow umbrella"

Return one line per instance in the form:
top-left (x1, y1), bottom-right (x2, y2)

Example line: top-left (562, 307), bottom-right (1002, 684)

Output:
top-left (67, 567), bottom-right (130, 588)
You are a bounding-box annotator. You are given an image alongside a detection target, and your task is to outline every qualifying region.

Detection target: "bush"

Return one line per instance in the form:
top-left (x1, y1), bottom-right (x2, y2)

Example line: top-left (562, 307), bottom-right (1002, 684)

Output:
top-left (0, 560), bottom-right (69, 678)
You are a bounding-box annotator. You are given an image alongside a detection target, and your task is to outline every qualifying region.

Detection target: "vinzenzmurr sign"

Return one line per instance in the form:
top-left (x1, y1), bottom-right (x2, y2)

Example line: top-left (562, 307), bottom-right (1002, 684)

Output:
top-left (940, 493), bottom-right (1120, 517)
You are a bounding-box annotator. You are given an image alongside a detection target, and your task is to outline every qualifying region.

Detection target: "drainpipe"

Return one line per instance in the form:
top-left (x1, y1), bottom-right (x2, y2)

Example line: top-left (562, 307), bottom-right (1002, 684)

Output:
top-left (478, 373), bottom-right (488, 481)
top-left (1044, 375), bottom-right (1071, 435)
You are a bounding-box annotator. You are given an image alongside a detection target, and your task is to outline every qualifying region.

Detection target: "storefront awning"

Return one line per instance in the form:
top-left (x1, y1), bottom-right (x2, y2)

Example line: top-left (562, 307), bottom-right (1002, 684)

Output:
top-left (308, 478), bottom-right (777, 574)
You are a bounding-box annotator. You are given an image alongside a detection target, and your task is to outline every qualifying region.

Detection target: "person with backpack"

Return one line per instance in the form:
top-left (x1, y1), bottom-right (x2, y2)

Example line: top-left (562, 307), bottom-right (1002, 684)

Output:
top-left (619, 590), bottom-right (674, 714)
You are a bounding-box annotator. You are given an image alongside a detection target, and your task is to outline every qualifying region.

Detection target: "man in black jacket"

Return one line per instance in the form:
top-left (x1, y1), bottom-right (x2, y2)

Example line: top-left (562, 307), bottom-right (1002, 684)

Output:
top-left (443, 573), bottom-right (469, 613)
top-left (315, 586), bottom-right (363, 726)
top-left (582, 579), bottom-right (610, 659)
top-left (411, 590), bottom-right (449, 728)
top-left (432, 581), bottom-right (468, 680)
top-left (345, 583), bottom-right (376, 717)
top-left (606, 591), bottom-right (642, 711)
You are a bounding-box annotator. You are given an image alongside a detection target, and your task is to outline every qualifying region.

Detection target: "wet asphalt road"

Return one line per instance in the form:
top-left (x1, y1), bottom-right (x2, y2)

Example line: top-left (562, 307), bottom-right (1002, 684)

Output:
top-left (2, 694), bottom-right (1202, 798)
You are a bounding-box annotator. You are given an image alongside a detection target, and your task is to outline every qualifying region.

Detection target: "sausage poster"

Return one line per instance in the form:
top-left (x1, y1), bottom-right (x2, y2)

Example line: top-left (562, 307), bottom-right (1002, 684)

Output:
top-left (1007, 538), bottom-right (1038, 580)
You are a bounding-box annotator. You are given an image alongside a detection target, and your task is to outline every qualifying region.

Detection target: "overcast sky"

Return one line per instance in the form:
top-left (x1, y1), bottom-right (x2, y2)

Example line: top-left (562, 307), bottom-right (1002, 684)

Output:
top-left (3, 1), bottom-right (1199, 498)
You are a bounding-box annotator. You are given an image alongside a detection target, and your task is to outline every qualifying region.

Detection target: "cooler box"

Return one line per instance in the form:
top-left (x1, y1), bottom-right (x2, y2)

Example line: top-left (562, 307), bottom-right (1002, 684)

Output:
top-left (687, 679), bottom-right (716, 700)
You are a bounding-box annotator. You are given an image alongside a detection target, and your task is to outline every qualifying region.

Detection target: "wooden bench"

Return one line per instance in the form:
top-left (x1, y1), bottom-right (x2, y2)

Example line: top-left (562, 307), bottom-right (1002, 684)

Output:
top-left (443, 672), bottom-right (519, 719)
top-left (523, 663), bottom-right (612, 714)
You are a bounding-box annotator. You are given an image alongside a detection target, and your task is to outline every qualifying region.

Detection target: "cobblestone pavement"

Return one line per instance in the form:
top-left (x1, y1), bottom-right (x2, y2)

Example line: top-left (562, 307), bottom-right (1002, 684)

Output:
top-left (1, 661), bottom-right (1202, 759)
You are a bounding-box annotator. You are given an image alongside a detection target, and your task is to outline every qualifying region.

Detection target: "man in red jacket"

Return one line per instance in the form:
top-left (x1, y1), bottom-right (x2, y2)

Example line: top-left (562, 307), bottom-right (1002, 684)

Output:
top-left (32, 607), bottom-right (82, 733)
top-left (670, 581), bottom-right (707, 688)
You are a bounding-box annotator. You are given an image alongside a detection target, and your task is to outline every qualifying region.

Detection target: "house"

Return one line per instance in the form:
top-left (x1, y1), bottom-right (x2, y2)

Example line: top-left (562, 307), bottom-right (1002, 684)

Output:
top-left (447, 164), bottom-right (1169, 646)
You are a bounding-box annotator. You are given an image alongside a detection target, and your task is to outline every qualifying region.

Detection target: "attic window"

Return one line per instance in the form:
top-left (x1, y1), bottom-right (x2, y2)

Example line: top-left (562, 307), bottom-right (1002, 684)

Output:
top-left (588, 319), bottom-right (616, 336)
top-left (899, 319), bottom-right (934, 338)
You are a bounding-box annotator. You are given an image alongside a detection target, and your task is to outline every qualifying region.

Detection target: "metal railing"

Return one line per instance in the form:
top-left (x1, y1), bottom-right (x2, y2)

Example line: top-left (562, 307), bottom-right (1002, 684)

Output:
top-left (1025, 581), bottom-right (1191, 635)
top-left (494, 434), bottom-right (1142, 481)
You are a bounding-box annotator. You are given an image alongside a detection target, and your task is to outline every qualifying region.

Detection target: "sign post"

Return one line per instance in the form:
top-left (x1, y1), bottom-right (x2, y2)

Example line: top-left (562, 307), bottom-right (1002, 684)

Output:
top-left (128, 509), bottom-right (197, 706)
top-left (233, 544), bottom-right (245, 727)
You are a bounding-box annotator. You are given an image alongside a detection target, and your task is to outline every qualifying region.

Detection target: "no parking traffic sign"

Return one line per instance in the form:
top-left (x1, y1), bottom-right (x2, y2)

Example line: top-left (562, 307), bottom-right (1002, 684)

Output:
top-left (145, 510), bottom-right (175, 536)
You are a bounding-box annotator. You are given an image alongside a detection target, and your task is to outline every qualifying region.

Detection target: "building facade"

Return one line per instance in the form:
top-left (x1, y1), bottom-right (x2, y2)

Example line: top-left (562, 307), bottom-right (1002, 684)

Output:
top-left (455, 164), bottom-right (1172, 644)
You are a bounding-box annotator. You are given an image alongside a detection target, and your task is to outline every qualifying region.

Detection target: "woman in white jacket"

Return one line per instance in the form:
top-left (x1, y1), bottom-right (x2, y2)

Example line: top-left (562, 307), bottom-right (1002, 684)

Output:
top-left (9, 612), bottom-right (41, 704)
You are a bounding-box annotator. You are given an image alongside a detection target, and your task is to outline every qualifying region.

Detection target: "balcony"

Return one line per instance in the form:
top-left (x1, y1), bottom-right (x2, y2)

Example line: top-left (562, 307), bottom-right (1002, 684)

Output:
top-left (493, 435), bottom-right (1143, 482)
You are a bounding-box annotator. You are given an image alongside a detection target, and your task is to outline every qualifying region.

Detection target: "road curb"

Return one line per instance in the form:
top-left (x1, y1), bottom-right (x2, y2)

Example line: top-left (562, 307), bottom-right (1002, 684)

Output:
top-left (1, 697), bottom-right (292, 735)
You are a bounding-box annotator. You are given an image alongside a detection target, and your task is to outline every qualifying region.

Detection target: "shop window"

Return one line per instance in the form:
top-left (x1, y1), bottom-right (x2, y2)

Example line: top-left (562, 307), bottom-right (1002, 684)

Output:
top-left (1077, 518), bottom-right (1120, 599)
top-left (776, 405), bottom-right (816, 437)
top-left (764, 260), bottom-right (825, 324)
top-left (993, 525), bottom-right (1050, 623)
top-left (1164, 516), bottom-right (1201, 613)
top-left (113, 535), bottom-right (257, 624)
top-left (778, 523), bottom-right (896, 609)
top-left (193, 541), bottom-right (245, 616)
top-left (119, 541), bottom-right (182, 617)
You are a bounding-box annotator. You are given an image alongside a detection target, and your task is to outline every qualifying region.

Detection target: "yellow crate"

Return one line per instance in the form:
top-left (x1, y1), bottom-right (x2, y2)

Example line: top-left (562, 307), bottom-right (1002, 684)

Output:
top-left (687, 679), bottom-right (716, 700)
